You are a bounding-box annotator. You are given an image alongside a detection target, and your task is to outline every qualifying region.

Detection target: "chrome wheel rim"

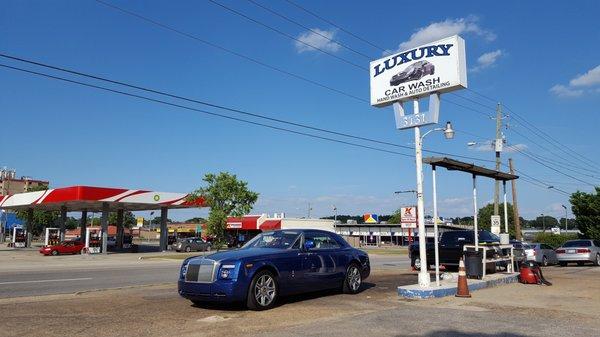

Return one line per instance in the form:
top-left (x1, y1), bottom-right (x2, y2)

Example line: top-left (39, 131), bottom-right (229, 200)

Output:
top-left (254, 274), bottom-right (276, 307)
top-left (414, 258), bottom-right (421, 269)
top-left (347, 266), bottom-right (361, 292)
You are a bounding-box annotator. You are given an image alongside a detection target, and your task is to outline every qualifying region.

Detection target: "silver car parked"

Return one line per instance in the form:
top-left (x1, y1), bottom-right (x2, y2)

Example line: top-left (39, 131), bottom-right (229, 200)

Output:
top-left (556, 240), bottom-right (600, 266)
top-left (525, 243), bottom-right (558, 266)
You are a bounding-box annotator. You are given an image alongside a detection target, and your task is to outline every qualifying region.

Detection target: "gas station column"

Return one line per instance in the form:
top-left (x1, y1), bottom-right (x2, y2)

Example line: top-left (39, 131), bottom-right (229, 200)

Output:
top-left (80, 210), bottom-right (88, 247)
top-left (116, 209), bottom-right (124, 249)
top-left (59, 206), bottom-right (67, 242)
top-left (25, 208), bottom-right (33, 248)
top-left (159, 207), bottom-right (168, 251)
top-left (100, 203), bottom-right (109, 254)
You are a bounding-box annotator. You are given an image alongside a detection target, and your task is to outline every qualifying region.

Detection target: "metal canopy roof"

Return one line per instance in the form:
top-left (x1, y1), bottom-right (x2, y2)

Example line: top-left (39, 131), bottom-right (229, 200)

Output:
top-left (0, 185), bottom-right (205, 212)
top-left (423, 157), bottom-right (518, 181)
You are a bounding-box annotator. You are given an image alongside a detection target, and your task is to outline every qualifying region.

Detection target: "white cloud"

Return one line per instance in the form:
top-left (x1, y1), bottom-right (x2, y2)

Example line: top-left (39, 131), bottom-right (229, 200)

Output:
top-left (549, 84), bottom-right (584, 98)
top-left (471, 50), bottom-right (503, 72)
top-left (385, 16), bottom-right (495, 54)
top-left (294, 28), bottom-right (340, 53)
top-left (550, 65), bottom-right (600, 98)
top-left (569, 65), bottom-right (600, 87)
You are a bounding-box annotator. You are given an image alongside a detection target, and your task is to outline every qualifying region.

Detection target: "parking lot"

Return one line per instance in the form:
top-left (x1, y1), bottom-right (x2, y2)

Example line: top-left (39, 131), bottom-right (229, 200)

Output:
top-left (1, 250), bottom-right (598, 337)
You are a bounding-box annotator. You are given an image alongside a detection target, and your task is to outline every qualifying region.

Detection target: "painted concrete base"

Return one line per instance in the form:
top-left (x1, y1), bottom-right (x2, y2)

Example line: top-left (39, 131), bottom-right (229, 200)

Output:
top-left (398, 272), bottom-right (519, 299)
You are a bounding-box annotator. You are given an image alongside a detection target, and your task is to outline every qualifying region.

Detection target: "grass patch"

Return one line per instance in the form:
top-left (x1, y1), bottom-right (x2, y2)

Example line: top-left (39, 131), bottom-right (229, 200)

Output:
top-left (141, 252), bottom-right (213, 260)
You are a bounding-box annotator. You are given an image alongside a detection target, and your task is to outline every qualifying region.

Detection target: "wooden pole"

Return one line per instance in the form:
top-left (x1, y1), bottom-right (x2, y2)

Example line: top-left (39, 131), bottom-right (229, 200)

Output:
top-left (509, 158), bottom-right (522, 240)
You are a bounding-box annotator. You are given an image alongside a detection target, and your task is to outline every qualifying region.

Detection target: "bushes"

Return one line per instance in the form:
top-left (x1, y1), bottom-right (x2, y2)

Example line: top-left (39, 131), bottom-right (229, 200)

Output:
top-left (533, 232), bottom-right (579, 248)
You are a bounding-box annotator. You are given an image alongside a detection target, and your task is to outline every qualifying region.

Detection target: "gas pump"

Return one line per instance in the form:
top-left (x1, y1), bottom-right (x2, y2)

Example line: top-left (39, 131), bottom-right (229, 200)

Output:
top-left (44, 227), bottom-right (60, 246)
top-left (85, 228), bottom-right (102, 254)
top-left (12, 226), bottom-right (27, 248)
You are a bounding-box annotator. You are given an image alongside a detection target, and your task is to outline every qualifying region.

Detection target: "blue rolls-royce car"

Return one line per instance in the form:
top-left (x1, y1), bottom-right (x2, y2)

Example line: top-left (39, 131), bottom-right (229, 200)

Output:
top-left (178, 229), bottom-right (370, 310)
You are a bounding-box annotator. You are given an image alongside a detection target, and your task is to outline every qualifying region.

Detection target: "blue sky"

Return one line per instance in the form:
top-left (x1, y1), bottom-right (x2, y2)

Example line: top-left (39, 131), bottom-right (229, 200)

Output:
top-left (1, 0), bottom-right (599, 221)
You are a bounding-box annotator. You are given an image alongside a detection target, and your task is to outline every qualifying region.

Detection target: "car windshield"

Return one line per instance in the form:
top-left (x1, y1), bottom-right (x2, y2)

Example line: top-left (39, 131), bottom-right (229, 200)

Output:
top-left (243, 231), bottom-right (300, 249)
top-left (479, 231), bottom-right (500, 242)
top-left (563, 240), bottom-right (591, 247)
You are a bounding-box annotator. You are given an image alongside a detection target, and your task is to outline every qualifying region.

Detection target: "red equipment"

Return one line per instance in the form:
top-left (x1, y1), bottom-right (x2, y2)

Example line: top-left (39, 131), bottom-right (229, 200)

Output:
top-left (519, 261), bottom-right (552, 286)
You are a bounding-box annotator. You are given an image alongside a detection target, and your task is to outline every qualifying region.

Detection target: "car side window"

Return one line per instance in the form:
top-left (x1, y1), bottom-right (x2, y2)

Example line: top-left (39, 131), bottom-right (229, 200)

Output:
top-left (305, 232), bottom-right (340, 250)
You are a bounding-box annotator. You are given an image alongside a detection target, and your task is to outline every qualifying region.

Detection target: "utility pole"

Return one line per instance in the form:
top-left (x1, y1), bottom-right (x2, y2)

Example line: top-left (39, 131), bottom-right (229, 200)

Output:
top-left (509, 158), bottom-right (522, 240)
top-left (493, 103), bottom-right (503, 216)
top-left (307, 203), bottom-right (312, 219)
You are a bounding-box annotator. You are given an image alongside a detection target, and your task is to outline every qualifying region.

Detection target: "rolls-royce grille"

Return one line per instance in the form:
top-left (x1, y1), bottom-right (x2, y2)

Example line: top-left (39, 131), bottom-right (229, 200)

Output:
top-left (185, 260), bottom-right (216, 283)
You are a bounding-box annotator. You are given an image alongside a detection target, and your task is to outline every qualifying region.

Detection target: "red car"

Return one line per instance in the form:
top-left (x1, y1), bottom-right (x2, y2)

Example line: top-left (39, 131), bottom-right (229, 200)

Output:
top-left (39, 241), bottom-right (85, 256)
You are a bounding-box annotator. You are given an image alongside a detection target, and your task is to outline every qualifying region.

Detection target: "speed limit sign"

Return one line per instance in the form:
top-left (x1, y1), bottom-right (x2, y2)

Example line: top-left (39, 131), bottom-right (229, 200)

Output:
top-left (491, 215), bottom-right (501, 235)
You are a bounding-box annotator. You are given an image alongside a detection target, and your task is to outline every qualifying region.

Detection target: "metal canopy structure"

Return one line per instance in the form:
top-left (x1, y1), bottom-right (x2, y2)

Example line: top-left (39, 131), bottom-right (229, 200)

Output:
top-left (422, 157), bottom-right (519, 286)
top-left (0, 185), bottom-right (205, 252)
top-left (423, 157), bottom-right (518, 181)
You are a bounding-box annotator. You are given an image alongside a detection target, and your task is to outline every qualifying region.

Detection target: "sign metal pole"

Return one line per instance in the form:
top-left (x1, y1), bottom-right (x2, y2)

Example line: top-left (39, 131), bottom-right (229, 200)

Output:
top-left (414, 99), bottom-right (430, 288)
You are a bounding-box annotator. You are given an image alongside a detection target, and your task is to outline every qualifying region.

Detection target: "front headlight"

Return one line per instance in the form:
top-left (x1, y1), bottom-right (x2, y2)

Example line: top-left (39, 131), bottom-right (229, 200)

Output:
top-left (219, 264), bottom-right (237, 280)
top-left (180, 262), bottom-right (189, 279)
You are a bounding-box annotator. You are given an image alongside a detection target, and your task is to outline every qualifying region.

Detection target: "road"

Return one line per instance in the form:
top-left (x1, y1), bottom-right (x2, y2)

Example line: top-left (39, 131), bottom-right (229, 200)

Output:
top-left (0, 252), bottom-right (410, 299)
top-left (0, 264), bottom-right (180, 298)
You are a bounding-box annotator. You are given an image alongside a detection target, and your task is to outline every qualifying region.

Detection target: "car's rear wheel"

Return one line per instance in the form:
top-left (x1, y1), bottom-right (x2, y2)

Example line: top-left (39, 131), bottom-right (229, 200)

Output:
top-left (577, 262), bottom-right (585, 266)
top-left (185, 246), bottom-right (191, 253)
top-left (594, 254), bottom-right (600, 266)
top-left (247, 270), bottom-right (278, 310)
top-left (343, 263), bottom-right (362, 294)
top-left (559, 262), bottom-right (567, 267)
top-left (51, 250), bottom-right (59, 256)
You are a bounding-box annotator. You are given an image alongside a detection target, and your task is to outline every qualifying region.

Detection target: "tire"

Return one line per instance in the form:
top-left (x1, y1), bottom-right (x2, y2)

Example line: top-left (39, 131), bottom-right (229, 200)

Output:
top-left (343, 263), bottom-right (362, 294)
top-left (247, 270), bottom-right (278, 310)
top-left (542, 256), bottom-right (548, 267)
top-left (559, 262), bottom-right (567, 267)
top-left (206, 245), bottom-right (211, 252)
top-left (51, 250), bottom-right (59, 256)
top-left (594, 254), bottom-right (600, 267)
top-left (185, 246), bottom-right (191, 253)
top-left (413, 257), bottom-right (421, 270)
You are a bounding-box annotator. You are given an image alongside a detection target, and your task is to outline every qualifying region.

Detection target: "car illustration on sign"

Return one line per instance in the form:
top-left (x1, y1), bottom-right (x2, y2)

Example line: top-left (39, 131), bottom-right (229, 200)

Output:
top-left (389, 60), bottom-right (435, 86)
top-left (178, 229), bottom-right (370, 310)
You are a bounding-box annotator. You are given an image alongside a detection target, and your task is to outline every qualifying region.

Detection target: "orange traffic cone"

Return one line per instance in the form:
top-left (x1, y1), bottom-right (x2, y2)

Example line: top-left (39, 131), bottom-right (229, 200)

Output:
top-left (455, 258), bottom-right (471, 298)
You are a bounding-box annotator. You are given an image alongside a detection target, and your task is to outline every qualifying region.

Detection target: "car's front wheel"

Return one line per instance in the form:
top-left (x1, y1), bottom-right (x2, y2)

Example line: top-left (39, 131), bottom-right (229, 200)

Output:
top-left (51, 250), bottom-right (59, 256)
top-left (343, 263), bottom-right (362, 294)
top-left (185, 246), bottom-right (191, 253)
top-left (247, 270), bottom-right (278, 310)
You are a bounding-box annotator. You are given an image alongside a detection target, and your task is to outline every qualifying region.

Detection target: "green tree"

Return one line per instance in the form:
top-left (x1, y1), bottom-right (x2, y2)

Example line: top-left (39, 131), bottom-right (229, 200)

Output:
top-left (570, 187), bottom-right (600, 240)
top-left (188, 172), bottom-right (258, 249)
top-left (151, 216), bottom-right (172, 225)
top-left (477, 203), bottom-right (516, 237)
top-left (388, 209), bottom-right (402, 224)
top-left (185, 217), bottom-right (207, 224)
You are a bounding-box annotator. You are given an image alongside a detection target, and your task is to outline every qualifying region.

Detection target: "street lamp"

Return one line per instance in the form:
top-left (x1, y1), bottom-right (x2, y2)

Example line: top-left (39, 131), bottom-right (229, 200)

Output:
top-left (541, 213), bottom-right (545, 232)
top-left (414, 121), bottom-right (455, 288)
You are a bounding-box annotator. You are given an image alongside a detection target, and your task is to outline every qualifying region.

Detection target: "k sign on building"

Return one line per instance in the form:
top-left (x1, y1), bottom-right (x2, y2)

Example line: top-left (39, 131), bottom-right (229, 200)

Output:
top-left (370, 35), bottom-right (467, 107)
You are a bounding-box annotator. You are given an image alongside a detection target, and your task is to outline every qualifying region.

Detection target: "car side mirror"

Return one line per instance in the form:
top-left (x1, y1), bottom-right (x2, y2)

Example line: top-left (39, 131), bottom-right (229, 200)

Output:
top-left (304, 240), bottom-right (315, 251)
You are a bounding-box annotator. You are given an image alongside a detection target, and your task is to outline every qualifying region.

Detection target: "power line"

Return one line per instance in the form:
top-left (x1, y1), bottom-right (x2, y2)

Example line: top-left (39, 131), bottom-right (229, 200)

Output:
top-left (0, 53), bottom-right (500, 166)
top-left (206, 0), bottom-right (367, 70)
top-left (245, 0), bottom-right (372, 59)
top-left (0, 63), bottom-right (414, 158)
top-left (93, 0), bottom-right (365, 104)
top-left (283, 0), bottom-right (387, 52)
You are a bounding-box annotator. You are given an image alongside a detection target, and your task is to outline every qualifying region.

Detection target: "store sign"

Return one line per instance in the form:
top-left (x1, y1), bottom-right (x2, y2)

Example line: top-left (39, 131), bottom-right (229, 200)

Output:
top-left (363, 213), bottom-right (379, 224)
top-left (370, 35), bottom-right (467, 107)
top-left (401, 206), bottom-right (417, 228)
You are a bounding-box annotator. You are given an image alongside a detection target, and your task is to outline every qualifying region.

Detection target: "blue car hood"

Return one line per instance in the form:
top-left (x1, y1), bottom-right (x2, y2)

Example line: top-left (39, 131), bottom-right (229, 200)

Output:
top-left (190, 248), bottom-right (284, 262)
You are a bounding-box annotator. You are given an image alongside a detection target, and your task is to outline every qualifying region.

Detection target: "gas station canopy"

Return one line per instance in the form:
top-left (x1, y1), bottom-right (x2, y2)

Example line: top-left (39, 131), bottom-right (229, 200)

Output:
top-left (0, 185), bottom-right (205, 212)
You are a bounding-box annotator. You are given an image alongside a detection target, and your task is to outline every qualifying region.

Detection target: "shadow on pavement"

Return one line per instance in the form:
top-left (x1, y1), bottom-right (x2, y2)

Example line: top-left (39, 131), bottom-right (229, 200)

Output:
top-left (412, 330), bottom-right (528, 337)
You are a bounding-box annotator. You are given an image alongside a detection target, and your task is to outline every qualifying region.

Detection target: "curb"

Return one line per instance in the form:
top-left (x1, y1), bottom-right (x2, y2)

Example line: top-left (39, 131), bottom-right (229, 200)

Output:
top-left (398, 273), bottom-right (519, 299)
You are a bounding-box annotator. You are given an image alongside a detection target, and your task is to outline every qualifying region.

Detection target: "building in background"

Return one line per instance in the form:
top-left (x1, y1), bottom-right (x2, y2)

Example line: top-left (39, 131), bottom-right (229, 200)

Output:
top-left (0, 168), bottom-right (49, 196)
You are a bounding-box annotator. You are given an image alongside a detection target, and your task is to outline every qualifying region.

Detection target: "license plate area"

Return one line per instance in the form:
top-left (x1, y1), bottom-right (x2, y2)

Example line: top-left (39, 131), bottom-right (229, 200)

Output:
top-left (567, 249), bottom-right (576, 254)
